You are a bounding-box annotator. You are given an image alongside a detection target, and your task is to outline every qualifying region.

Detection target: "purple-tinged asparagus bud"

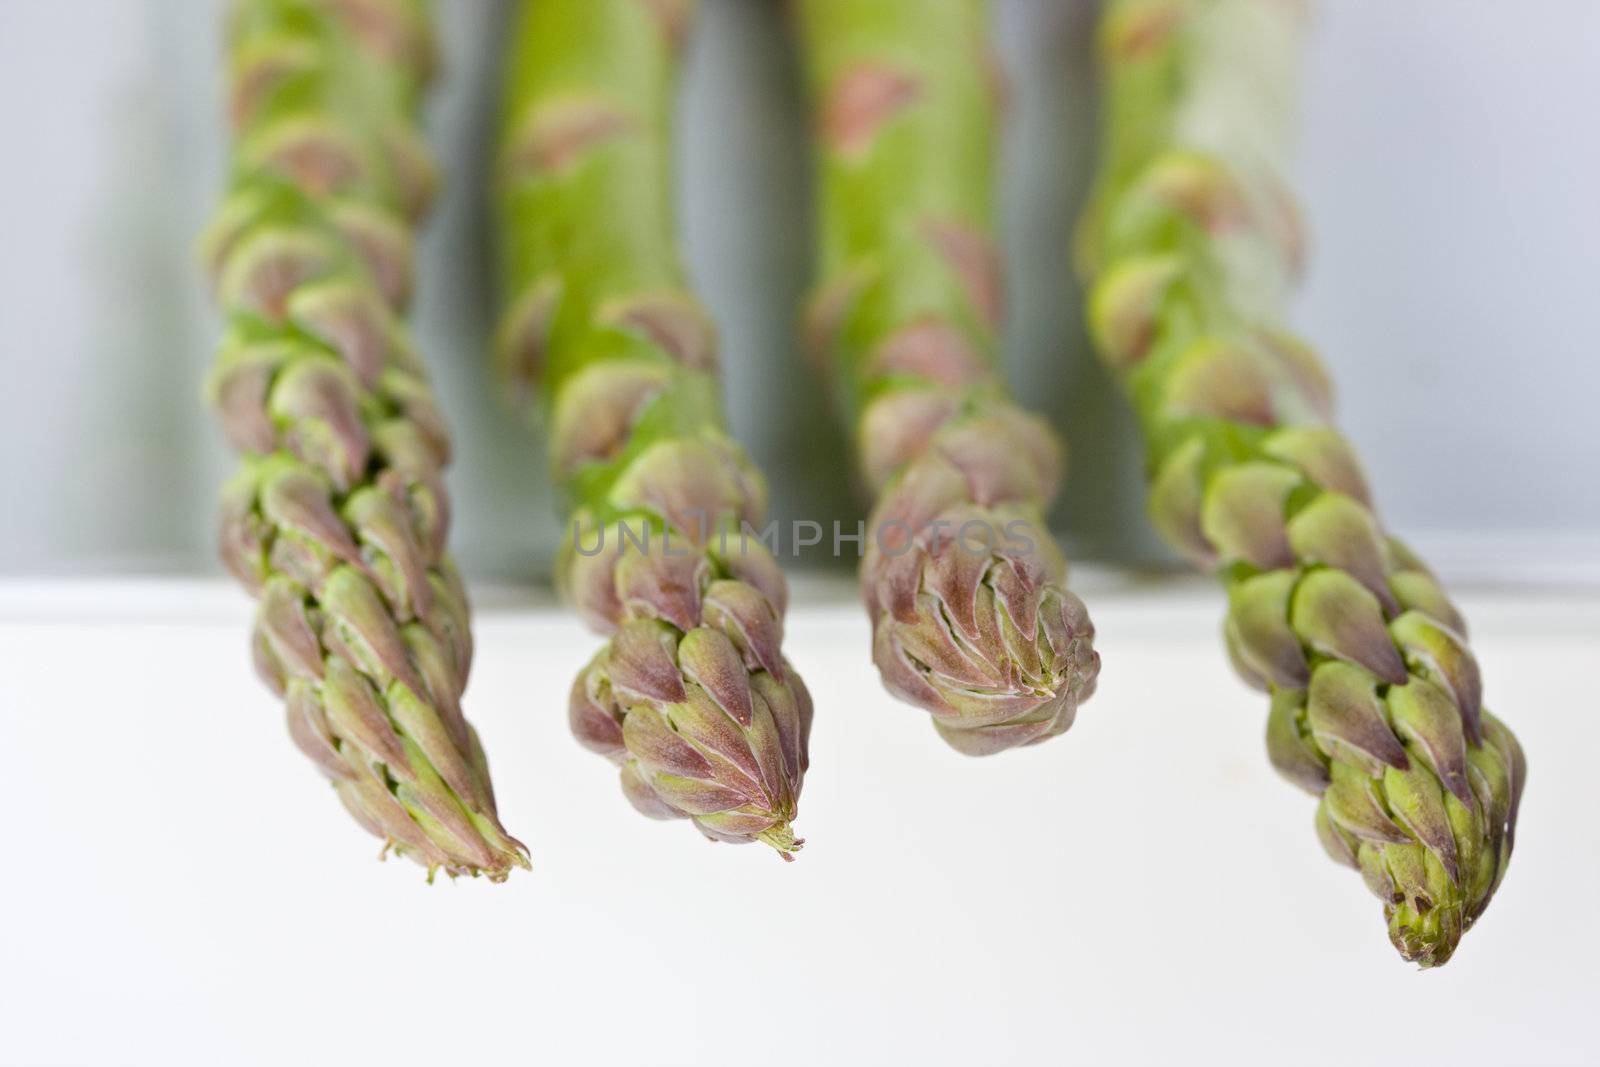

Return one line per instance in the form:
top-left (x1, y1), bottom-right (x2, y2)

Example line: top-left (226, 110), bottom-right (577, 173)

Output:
top-left (1315, 803), bottom-right (1359, 868)
top-left (936, 411), bottom-right (1062, 506)
top-left (866, 455), bottom-right (970, 548)
top-left (320, 565), bottom-right (430, 697)
top-left (1087, 254), bottom-right (1183, 370)
top-left (260, 463), bottom-right (365, 574)
top-left (608, 438), bottom-right (764, 538)
top-left (210, 346), bottom-right (284, 455)
top-left (257, 576), bottom-right (325, 683)
top-left (341, 772), bottom-right (453, 870)
top-left (1140, 150), bottom-right (1250, 234)
top-left (228, 42), bottom-right (317, 130)
top-left (386, 752), bottom-right (500, 872)
top-left (1387, 679), bottom-right (1473, 807)
top-left (614, 545), bottom-right (707, 634)
top-left (859, 390), bottom-right (960, 494)
top-left (1358, 843), bottom-right (1401, 907)
top-left (702, 579), bottom-right (786, 679)
top-left (288, 280), bottom-right (394, 387)
top-left (1262, 427), bottom-right (1372, 506)
top-left (1286, 492), bottom-right (1394, 611)
top-left (285, 677), bottom-right (352, 780)
top-left (1147, 436), bottom-right (1214, 569)
top-left (757, 668), bottom-right (813, 778)
top-left (248, 119), bottom-right (369, 200)
top-left (1380, 760), bottom-right (1462, 895)
top-left (820, 63), bottom-right (921, 158)
top-left (1224, 614), bottom-right (1269, 693)
top-left (920, 218), bottom-right (1003, 329)
top-left (1200, 462), bottom-right (1299, 570)
top-left (271, 358), bottom-right (370, 490)
top-left (325, 201), bottom-right (415, 309)
top-left (678, 626), bottom-right (755, 726)
top-left (1306, 661), bottom-right (1408, 776)
top-left (494, 276), bottom-right (560, 410)
top-left (1388, 570), bottom-right (1466, 637)
top-left (323, 0), bottom-right (438, 75)
top-left (1265, 689), bottom-right (1328, 794)
top-left (865, 503), bottom-right (1098, 755)
top-left (375, 369), bottom-right (451, 464)
top-left (1099, 0), bottom-right (1184, 61)
top-left (1164, 339), bottom-right (1277, 426)
top-left (219, 468), bottom-right (272, 591)
top-left (571, 618), bottom-right (808, 858)
top-left (561, 512), bottom-right (626, 632)
top-left (714, 537), bottom-right (789, 617)
top-left (601, 292), bottom-right (718, 372)
top-left (323, 654), bottom-right (411, 774)
top-left (511, 98), bottom-right (634, 176)
top-left (1290, 569), bottom-right (1408, 685)
top-left (1324, 761), bottom-right (1411, 846)
top-left (1226, 570), bottom-right (1310, 689)
top-left (372, 442), bottom-right (450, 560)
top-left (1390, 611), bottom-right (1482, 743)
top-left (344, 485), bottom-right (431, 619)
top-left (219, 230), bottom-right (336, 321)
top-left (869, 319), bottom-right (991, 386)
top-left (377, 123), bottom-right (439, 222)
top-left (401, 621), bottom-right (468, 744)
top-left (570, 662), bottom-right (626, 759)
top-left (605, 619), bottom-right (685, 706)
top-left (1257, 330), bottom-right (1335, 420)
top-left (199, 188), bottom-right (268, 286)
top-left (1474, 714), bottom-right (1525, 854)
top-left (414, 601), bottom-right (469, 703)
top-left (549, 363), bottom-right (671, 478)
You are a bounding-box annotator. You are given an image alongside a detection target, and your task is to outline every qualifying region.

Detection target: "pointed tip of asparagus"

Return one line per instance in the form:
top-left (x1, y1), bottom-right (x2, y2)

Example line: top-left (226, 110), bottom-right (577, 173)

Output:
top-left (759, 823), bottom-right (805, 861)
top-left (383, 827), bottom-right (531, 884)
top-left (1388, 899), bottom-right (1467, 969)
top-left (872, 537), bottom-right (1100, 756)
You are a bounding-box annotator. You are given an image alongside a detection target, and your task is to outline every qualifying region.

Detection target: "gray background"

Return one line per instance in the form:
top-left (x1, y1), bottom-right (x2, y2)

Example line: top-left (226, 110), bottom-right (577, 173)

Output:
top-left (2, 0), bottom-right (1595, 581)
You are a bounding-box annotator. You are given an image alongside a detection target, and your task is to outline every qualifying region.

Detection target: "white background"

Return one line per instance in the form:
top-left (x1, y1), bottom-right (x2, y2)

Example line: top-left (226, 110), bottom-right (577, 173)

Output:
top-left (1, 579), bottom-right (1596, 1064)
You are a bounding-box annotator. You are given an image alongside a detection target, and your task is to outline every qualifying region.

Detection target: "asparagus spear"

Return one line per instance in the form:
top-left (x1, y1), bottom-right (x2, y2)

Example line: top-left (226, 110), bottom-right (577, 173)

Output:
top-left (1079, 0), bottom-right (1524, 965)
top-left (495, 0), bottom-right (810, 857)
top-left (797, 0), bottom-right (1100, 755)
top-left (202, 0), bottom-right (528, 880)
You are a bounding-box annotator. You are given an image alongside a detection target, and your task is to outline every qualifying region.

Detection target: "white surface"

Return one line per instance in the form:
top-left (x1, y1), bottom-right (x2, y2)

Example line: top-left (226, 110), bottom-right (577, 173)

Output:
top-left (2, 580), bottom-right (1597, 1066)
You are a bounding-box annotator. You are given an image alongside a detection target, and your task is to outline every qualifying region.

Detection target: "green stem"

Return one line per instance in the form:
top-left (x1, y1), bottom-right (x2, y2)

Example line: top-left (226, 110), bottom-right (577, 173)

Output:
top-left (799, 0), bottom-right (1100, 755)
top-left (1081, 0), bottom-right (1524, 965)
top-left (202, 0), bottom-right (527, 880)
top-left (496, 0), bottom-right (810, 854)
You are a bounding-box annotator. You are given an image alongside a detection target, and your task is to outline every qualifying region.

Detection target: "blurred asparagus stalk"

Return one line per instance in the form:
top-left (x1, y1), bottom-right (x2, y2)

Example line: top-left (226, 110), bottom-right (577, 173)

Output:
top-left (201, 0), bottom-right (528, 880)
top-left (495, 0), bottom-right (811, 857)
top-left (797, 0), bottom-right (1100, 755)
top-left (1079, 0), bottom-right (1524, 965)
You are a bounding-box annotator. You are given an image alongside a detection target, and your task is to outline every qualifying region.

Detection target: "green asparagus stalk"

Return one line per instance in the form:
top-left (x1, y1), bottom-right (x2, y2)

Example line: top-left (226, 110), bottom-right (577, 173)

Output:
top-left (1079, 0), bottom-right (1524, 965)
top-left (797, 0), bottom-right (1100, 755)
top-left (495, 0), bottom-right (810, 857)
top-left (202, 0), bottom-right (528, 880)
